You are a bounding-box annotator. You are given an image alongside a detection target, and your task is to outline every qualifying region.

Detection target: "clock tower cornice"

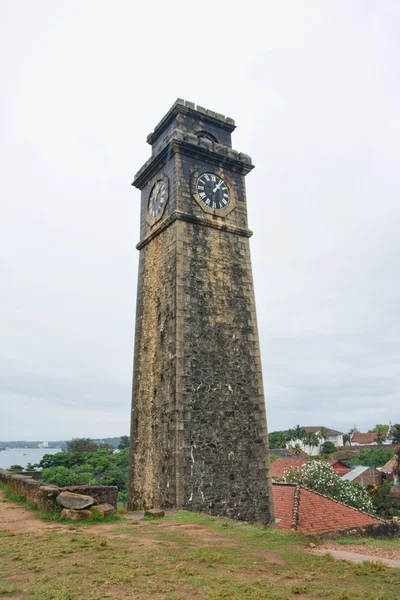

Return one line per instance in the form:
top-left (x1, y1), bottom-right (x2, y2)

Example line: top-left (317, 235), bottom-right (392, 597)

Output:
top-left (146, 98), bottom-right (236, 147)
top-left (136, 210), bottom-right (253, 250)
top-left (132, 138), bottom-right (254, 191)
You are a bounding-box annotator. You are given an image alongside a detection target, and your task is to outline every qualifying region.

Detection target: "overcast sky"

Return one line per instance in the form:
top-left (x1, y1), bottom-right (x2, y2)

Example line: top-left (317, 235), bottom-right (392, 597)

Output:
top-left (1, 1), bottom-right (399, 440)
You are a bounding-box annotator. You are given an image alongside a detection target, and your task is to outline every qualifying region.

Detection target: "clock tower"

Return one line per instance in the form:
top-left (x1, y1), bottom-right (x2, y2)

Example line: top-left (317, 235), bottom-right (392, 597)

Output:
top-left (128, 99), bottom-right (274, 524)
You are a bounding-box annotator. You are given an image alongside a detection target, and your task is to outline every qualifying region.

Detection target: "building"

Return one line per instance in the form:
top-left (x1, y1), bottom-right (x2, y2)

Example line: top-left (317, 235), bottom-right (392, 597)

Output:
top-left (273, 483), bottom-right (382, 534)
top-left (287, 427), bottom-right (344, 455)
top-left (127, 100), bottom-right (274, 524)
top-left (341, 466), bottom-right (383, 487)
top-left (271, 458), bottom-right (351, 480)
top-left (351, 424), bottom-right (395, 447)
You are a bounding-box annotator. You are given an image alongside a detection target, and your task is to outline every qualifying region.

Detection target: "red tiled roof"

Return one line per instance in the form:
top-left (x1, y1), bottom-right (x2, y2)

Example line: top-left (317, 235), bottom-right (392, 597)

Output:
top-left (273, 483), bottom-right (381, 535)
top-left (302, 426), bottom-right (343, 435)
top-left (271, 458), bottom-right (351, 479)
top-left (270, 458), bottom-right (308, 479)
top-left (380, 456), bottom-right (398, 474)
top-left (271, 483), bottom-right (296, 530)
top-left (352, 432), bottom-right (386, 444)
top-left (327, 460), bottom-right (351, 476)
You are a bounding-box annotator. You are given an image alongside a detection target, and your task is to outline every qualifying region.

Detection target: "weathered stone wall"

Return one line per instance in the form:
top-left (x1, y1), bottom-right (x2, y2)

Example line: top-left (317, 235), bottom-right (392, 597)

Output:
top-left (175, 218), bottom-right (272, 523)
top-left (0, 470), bottom-right (117, 510)
top-left (321, 520), bottom-right (400, 539)
top-left (128, 223), bottom-right (178, 510)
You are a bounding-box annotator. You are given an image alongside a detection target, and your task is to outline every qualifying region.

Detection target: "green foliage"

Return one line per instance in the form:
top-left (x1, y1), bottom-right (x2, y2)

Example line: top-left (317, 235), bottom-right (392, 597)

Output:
top-left (368, 424), bottom-right (389, 433)
top-left (25, 462), bottom-right (38, 471)
top-left (42, 466), bottom-right (95, 487)
top-left (66, 438), bottom-right (99, 453)
top-left (8, 465), bottom-right (24, 471)
top-left (37, 447), bottom-right (129, 495)
top-left (268, 430), bottom-right (289, 449)
top-left (348, 447), bottom-right (395, 468)
top-left (269, 454), bottom-right (280, 462)
top-left (368, 480), bottom-right (398, 518)
top-left (118, 435), bottom-right (130, 450)
top-left (391, 424), bottom-right (400, 444)
top-left (281, 461), bottom-right (374, 513)
top-left (321, 441), bottom-right (336, 455)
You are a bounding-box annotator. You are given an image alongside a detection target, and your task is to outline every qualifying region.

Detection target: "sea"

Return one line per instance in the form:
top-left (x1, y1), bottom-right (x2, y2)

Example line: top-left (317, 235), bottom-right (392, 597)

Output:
top-left (0, 447), bottom-right (62, 470)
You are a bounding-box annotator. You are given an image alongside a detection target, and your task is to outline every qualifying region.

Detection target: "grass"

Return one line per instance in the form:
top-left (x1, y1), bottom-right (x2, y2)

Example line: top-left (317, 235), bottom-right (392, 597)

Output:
top-left (334, 536), bottom-right (400, 551)
top-left (0, 488), bottom-right (399, 599)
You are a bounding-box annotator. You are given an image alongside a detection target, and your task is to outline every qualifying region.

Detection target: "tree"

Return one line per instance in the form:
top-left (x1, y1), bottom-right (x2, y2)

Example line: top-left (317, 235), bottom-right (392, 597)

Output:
top-left (118, 435), bottom-right (130, 451)
top-left (318, 427), bottom-right (329, 441)
top-left (391, 424), bottom-right (400, 445)
top-left (281, 461), bottom-right (373, 513)
top-left (305, 432), bottom-right (320, 455)
top-left (9, 465), bottom-right (24, 472)
top-left (66, 438), bottom-right (98, 453)
top-left (292, 443), bottom-right (303, 456)
top-left (98, 442), bottom-right (115, 455)
top-left (343, 433), bottom-right (351, 446)
top-left (287, 426), bottom-right (307, 447)
top-left (376, 431), bottom-right (385, 446)
top-left (321, 441), bottom-right (336, 455)
top-left (368, 424), bottom-right (389, 433)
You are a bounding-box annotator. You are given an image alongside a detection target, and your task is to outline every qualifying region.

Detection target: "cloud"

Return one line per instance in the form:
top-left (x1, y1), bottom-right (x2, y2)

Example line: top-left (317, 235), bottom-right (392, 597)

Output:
top-left (1, 0), bottom-right (399, 439)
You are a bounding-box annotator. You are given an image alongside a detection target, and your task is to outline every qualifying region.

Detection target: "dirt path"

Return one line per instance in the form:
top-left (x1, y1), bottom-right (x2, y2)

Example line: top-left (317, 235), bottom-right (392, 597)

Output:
top-left (0, 490), bottom-right (233, 548)
top-left (309, 542), bottom-right (400, 569)
top-left (0, 489), bottom-right (69, 534)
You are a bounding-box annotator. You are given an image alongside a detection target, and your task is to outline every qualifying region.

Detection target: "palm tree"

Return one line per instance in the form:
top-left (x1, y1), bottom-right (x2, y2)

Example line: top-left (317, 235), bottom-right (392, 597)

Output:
top-left (318, 427), bottom-right (329, 441)
top-left (277, 432), bottom-right (288, 449)
top-left (305, 432), bottom-right (321, 456)
top-left (292, 443), bottom-right (302, 456)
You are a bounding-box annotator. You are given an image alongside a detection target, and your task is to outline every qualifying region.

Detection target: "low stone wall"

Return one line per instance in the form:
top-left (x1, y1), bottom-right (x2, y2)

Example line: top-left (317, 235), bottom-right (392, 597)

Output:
top-left (0, 469), bottom-right (118, 511)
top-left (322, 520), bottom-right (400, 540)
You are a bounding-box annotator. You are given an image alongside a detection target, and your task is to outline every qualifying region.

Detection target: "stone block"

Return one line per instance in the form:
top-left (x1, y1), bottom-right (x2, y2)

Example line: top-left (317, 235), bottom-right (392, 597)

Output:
top-left (56, 491), bottom-right (95, 510)
top-left (60, 508), bottom-right (92, 520)
top-left (144, 508), bottom-right (165, 517)
top-left (91, 503), bottom-right (117, 518)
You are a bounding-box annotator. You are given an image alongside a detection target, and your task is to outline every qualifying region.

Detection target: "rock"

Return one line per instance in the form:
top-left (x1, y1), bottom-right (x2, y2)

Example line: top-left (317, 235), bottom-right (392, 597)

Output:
top-left (144, 508), bottom-right (165, 518)
top-left (91, 503), bottom-right (117, 518)
top-left (60, 508), bottom-right (92, 520)
top-left (56, 491), bottom-right (95, 510)
top-left (309, 543), bottom-right (316, 548)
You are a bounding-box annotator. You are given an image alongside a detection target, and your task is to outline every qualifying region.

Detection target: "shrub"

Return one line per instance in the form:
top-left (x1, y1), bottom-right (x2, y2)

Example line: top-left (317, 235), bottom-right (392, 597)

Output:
top-left (281, 461), bottom-right (374, 513)
top-left (8, 465), bottom-right (24, 472)
top-left (348, 447), bottom-right (395, 468)
top-left (42, 466), bottom-right (95, 487)
top-left (320, 441), bottom-right (336, 455)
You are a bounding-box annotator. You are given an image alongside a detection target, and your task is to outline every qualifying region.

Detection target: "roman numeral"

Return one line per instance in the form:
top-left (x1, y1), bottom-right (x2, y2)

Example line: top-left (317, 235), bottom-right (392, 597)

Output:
top-left (205, 198), bottom-right (210, 205)
top-left (199, 192), bottom-right (206, 199)
top-left (211, 175), bottom-right (216, 182)
top-left (204, 174), bottom-right (210, 181)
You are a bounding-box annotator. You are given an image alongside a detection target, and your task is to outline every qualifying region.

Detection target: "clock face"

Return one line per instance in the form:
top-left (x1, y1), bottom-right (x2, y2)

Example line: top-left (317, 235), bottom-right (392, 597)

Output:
top-left (196, 173), bottom-right (230, 210)
top-left (148, 180), bottom-right (167, 219)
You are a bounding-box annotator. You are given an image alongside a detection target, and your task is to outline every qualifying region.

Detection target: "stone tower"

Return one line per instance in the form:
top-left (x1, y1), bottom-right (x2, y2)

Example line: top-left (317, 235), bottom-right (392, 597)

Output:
top-left (128, 99), bottom-right (274, 524)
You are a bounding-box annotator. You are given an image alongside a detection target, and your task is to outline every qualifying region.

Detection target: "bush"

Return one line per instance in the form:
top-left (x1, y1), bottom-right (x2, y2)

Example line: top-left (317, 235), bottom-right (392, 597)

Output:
top-left (42, 466), bottom-right (95, 487)
top-left (281, 461), bottom-right (374, 513)
top-left (368, 480), bottom-right (398, 517)
top-left (8, 465), bottom-right (24, 472)
top-left (37, 447), bottom-right (129, 494)
top-left (348, 447), bottom-right (395, 468)
top-left (320, 441), bottom-right (336, 455)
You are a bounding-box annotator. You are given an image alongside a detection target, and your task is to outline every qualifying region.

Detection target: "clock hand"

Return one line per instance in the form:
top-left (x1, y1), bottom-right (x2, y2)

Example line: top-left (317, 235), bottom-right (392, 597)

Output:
top-left (212, 180), bottom-right (224, 193)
